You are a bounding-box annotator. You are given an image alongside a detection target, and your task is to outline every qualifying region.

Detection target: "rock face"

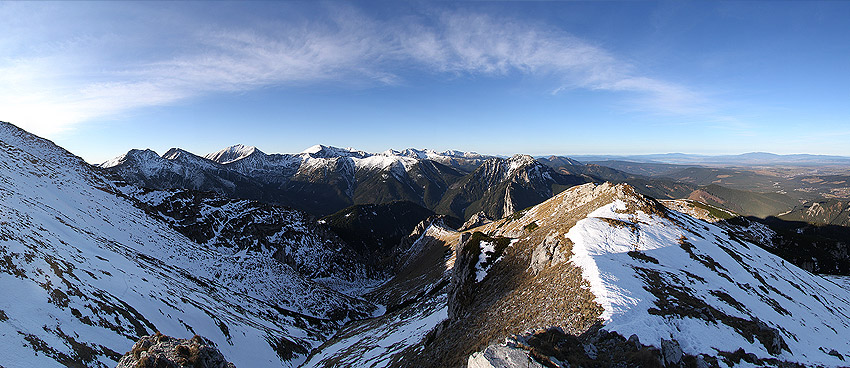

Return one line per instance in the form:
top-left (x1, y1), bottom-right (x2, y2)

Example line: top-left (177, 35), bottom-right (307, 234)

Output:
top-left (116, 333), bottom-right (235, 368)
top-left (467, 343), bottom-right (543, 368)
top-left (460, 211), bottom-right (493, 231)
top-left (436, 155), bottom-right (590, 220)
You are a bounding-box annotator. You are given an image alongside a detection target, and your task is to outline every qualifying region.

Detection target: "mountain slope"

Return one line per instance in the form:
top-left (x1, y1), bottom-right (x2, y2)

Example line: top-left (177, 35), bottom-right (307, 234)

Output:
top-left (0, 122), bottom-right (377, 367)
top-left (103, 144), bottom-right (476, 216)
top-left (121, 186), bottom-right (383, 291)
top-left (688, 184), bottom-right (798, 218)
top-left (780, 199), bottom-right (850, 227)
top-left (309, 182), bottom-right (850, 367)
top-left (436, 155), bottom-right (590, 220)
top-left (304, 216), bottom-right (461, 367)
top-left (320, 201), bottom-right (442, 267)
top-left (451, 183), bottom-right (850, 367)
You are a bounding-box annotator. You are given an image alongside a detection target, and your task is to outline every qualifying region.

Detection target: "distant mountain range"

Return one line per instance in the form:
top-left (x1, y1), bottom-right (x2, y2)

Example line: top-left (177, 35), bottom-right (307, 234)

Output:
top-left (571, 152), bottom-right (850, 166)
top-left (101, 145), bottom-right (594, 219)
top-left (104, 144), bottom-right (850, 221)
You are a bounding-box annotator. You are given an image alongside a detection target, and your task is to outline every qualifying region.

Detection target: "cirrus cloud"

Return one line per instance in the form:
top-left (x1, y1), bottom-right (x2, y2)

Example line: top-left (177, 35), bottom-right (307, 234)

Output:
top-left (0, 3), bottom-right (708, 136)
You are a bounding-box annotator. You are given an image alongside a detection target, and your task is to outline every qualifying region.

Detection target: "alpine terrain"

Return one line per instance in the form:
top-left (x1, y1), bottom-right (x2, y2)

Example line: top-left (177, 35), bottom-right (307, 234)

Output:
top-left (3, 120), bottom-right (850, 368)
top-left (0, 122), bottom-right (381, 367)
top-left (307, 183), bottom-right (850, 367)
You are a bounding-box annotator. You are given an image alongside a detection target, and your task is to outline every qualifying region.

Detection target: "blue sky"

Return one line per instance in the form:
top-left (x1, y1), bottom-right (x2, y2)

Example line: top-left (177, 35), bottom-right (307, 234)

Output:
top-left (2, 1), bottom-right (849, 163)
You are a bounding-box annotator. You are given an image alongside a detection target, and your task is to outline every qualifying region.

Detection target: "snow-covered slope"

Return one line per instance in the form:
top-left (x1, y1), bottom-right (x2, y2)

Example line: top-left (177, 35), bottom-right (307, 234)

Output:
top-left (204, 144), bottom-right (260, 164)
top-left (120, 186), bottom-right (384, 292)
top-left (458, 183), bottom-right (850, 367)
top-left (309, 181), bottom-right (850, 367)
top-left (0, 122), bottom-right (377, 367)
top-left (305, 217), bottom-right (461, 367)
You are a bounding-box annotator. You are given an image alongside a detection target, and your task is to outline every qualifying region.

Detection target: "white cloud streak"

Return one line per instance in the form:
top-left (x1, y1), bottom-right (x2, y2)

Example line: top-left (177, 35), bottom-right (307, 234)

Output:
top-left (0, 3), bottom-right (707, 135)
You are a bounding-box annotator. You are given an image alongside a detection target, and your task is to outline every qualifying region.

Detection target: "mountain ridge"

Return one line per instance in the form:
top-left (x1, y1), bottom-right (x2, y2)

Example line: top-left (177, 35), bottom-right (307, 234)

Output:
top-left (0, 121), bottom-right (378, 367)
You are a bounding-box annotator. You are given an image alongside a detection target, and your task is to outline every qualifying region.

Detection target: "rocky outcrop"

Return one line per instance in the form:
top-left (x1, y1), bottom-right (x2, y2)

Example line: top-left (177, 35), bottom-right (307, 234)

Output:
top-left (448, 232), bottom-right (477, 320)
top-left (530, 233), bottom-right (571, 274)
top-left (467, 343), bottom-right (544, 368)
top-left (460, 211), bottom-right (494, 231)
top-left (116, 333), bottom-right (235, 368)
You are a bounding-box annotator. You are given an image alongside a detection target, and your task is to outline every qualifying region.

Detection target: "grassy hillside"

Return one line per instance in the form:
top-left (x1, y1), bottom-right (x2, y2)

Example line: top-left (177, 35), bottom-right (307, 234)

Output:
top-left (688, 184), bottom-right (798, 218)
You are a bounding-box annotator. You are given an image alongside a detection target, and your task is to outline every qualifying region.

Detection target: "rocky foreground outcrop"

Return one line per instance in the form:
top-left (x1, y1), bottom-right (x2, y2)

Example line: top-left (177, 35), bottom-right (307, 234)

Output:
top-left (116, 333), bottom-right (235, 368)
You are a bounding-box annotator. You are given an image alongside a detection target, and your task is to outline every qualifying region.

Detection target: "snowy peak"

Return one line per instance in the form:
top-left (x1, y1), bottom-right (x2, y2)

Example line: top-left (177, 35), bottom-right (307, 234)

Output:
top-left (506, 154), bottom-right (538, 176)
top-left (162, 148), bottom-right (224, 171)
top-left (439, 149), bottom-right (489, 159)
top-left (205, 144), bottom-right (262, 164)
top-left (393, 148), bottom-right (491, 161)
top-left (162, 147), bottom-right (194, 161)
top-left (300, 144), bottom-right (369, 159)
top-left (99, 148), bottom-right (162, 169)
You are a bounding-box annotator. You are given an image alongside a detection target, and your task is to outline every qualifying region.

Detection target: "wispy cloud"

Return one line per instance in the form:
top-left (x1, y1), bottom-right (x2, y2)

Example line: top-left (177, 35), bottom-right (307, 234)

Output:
top-left (0, 3), bottom-right (709, 135)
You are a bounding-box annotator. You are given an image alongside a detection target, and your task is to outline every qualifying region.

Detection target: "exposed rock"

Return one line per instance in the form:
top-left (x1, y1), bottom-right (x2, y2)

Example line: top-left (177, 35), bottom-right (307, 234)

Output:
top-left (661, 338), bottom-right (683, 366)
top-left (461, 211), bottom-right (494, 231)
top-left (467, 344), bottom-right (544, 368)
top-left (582, 343), bottom-right (598, 360)
top-left (754, 318), bottom-right (788, 355)
top-left (448, 232), bottom-right (476, 320)
top-left (530, 233), bottom-right (571, 274)
top-left (627, 334), bottom-right (641, 350)
top-left (394, 214), bottom-right (459, 271)
top-left (828, 348), bottom-right (845, 361)
top-left (116, 333), bottom-right (236, 368)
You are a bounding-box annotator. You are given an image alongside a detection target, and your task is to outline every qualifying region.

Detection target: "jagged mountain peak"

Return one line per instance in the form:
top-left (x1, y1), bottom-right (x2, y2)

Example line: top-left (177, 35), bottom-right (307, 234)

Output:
top-left (439, 149), bottom-right (489, 159)
top-left (475, 154), bottom-right (550, 182)
top-left (162, 147), bottom-right (194, 160)
top-left (99, 148), bottom-right (162, 169)
top-left (301, 144), bottom-right (369, 159)
top-left (205, 144), bottom-right (263, 164)
top-left (161, 148), bottom-right (224, 171)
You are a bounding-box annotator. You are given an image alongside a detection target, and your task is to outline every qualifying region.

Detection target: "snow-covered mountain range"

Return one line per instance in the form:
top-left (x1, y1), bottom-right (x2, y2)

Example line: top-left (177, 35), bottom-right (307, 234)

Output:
top-left (101, 144), bottom-right (575, 218)
top-left (0, 122), bottom-right (379, 367)
top-left (5, 119), bottom-right (850, 368)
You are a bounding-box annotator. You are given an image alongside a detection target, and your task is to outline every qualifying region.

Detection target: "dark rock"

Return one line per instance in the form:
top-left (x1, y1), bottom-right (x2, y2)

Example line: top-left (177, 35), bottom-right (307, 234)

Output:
top-left (582, 343), bottom-right (598, 359)
top-left (755, 318), bottom-right (787, 355)
top-left (628, 334), bottom-right (641, 350)
top-left (447, 232), bottom-right (477, 320)
top-left (661, 339), bottom-right (683, 366)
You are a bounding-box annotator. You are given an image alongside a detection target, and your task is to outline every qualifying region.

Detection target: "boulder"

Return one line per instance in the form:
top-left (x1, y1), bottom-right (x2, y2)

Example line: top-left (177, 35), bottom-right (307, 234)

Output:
top-left (116, 333), bottom-right (235, 368)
